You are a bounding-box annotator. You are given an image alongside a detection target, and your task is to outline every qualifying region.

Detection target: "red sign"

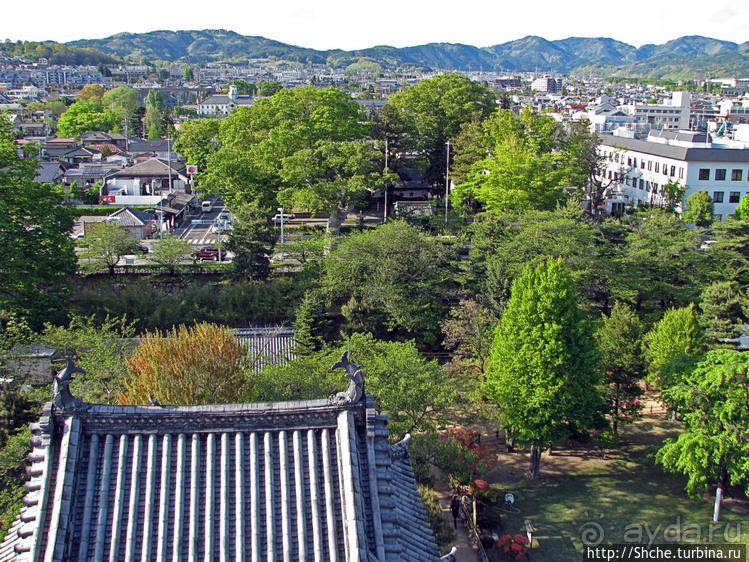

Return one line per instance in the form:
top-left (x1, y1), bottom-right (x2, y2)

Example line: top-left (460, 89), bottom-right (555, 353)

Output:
top-left (99, 195), bottom-right (115, 203)
top-left (186, 165), bottom-right (198, 175)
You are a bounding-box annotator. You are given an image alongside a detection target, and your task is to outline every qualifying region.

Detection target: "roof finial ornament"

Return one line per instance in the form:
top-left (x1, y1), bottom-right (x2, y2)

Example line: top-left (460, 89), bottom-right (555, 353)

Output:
top-left (391, 433), bottom-right (411, 461)
top-left (328, 350), bottom-right (364, 406)
top-left (53, 356), bottom-right (85, 410)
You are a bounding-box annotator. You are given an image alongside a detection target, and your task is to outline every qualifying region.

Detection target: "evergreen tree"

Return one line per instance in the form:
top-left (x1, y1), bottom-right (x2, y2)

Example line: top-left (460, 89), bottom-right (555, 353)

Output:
top-left (596, 302), bottom-right (645, 435)
top-left (656, 349), bottom-right (749, 496)
top-left (293, 289), bottom-right (331, 355)
top-left (485, 258), bottom-right (603, 479)
top-left (224, 204), bottom-right (276, 281)
top-left (698, 281), bottom-right (746, 344)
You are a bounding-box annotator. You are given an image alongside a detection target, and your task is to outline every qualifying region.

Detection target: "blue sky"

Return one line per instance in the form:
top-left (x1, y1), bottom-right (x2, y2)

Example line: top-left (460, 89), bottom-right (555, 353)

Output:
top-left (3, 0), bottom-right (747, 50)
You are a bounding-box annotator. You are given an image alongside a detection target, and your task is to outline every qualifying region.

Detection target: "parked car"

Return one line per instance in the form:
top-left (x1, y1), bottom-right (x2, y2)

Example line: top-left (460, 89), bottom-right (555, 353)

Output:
top-left (192, 245), bottom-right (220, 261)
top-left (133, 243), bottom-right (149, 254)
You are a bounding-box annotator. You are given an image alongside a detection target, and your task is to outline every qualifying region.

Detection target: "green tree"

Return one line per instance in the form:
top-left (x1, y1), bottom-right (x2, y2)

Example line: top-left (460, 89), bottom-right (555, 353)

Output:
top-left (256, 333), bottom-right (456, 439)
top-left (173, 118), bottom-right (220, 178)
top-left (183, 66), bottom-right (194, 81)
top-left (143, 89), bottom-right (164, 139)
top-left (485, 258), bottom-right (603, 479)
top-left (147, 233), bottom-right (192, 274)
top-left (467, 206), bottom-right (609, 315)
top-left (0, 118), bottom-right (76, 328)
top-left (698, 281), bottom-right (746, 344)
top-left (324, 221), bottom-right (455, 346)
top-left (656, 349), bottom-right (749, 496)
top-left (661, 180), bottom-right (687, 213)
top-left (682, 190), bottom-right (713, 227)
top-left (101, 86), bottom-right (138, 126)
top-left (733, 194), bottom-right (749, 221)
top-left (56, 100), bottom-right (120, 138)
top-left (294, 289), bottom-right (332, 355)
top-left (618, 209), bottom-right (708, 320)
top-left (381, 73), bottom-right (496, 187)
top-left (39, 315), bottom-right (135, 404)
top-left (452, 108), bottom-right (573, 213)
top-left (203, 87), bottom-right (391, 232)
top-left (644, 305), bottom-right (705, 403)
top-left (256, 81), bottom-right (282, 97)
top-left (596, 302), bottom-right (645, 435)
top-left (78, 221), bottom-right (136, 275)
top-left (224, 204), bottom-right (276, 281)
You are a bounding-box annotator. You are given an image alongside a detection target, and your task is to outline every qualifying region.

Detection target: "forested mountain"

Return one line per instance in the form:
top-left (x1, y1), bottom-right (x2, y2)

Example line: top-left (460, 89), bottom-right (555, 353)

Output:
top-left (59, 30), bottom-right (749, 77)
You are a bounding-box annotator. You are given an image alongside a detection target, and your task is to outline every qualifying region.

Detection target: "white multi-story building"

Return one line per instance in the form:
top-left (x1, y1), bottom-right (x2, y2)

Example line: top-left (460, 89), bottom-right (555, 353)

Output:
top-left (598, 129), bottom-right (749, 220)
top-left (197, 84), bottom-right (253, 117)
top-left (621, 91), bottom-right (691, 130)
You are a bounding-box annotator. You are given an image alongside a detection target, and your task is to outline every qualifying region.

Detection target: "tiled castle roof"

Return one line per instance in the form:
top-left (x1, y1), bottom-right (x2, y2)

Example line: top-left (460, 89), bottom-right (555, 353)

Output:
top-left (0, 355), bottom-right (441, 561)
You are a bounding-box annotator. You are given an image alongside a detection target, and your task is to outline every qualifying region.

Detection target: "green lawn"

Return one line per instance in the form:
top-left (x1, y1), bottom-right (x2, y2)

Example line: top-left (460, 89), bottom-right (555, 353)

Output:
top-left (481, 418), bottom-right (748, 561)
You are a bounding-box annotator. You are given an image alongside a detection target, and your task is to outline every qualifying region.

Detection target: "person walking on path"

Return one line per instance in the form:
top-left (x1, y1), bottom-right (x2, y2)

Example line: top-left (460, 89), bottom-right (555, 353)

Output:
top-left (450, 494), bottom-right (461, 529)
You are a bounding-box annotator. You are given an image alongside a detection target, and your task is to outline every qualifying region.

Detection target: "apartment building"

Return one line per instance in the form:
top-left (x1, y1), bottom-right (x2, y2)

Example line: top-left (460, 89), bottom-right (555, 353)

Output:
top-left (598, 129), bottom-right (749, 220)
top-left (621, 91), bottom-right (691, 130)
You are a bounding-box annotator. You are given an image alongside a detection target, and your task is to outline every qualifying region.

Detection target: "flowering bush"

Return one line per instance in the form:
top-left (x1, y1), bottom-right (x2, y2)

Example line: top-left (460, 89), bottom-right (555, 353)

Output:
top-left (496, 533), bottom-right (530, 560)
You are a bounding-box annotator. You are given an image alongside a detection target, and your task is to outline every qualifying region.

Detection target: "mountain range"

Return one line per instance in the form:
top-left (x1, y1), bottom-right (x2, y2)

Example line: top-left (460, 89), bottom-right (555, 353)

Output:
top-left (66, 30), bottom-right (749, 78)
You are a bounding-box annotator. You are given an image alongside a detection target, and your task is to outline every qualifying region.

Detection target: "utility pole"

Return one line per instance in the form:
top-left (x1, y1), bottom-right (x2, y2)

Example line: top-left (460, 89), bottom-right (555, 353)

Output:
top-left (445, 140), bottom-right (451, 227)
top-left (278, 207), bottom-right (285, 259)
top-left (384, 138), bottom-right (389, 222)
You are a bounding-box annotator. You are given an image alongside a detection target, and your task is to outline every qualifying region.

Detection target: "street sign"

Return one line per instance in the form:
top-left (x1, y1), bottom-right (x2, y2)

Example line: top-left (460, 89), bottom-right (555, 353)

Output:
top-left (186, 165), bottom-right (198, 175)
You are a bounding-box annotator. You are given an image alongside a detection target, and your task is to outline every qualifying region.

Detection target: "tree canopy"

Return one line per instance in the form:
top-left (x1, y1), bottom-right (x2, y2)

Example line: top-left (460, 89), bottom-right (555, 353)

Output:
top-left (381, 73), bottom-right (497, 187)
top-left (56, 100), bottom-right (120, 138)
top-left (485, 258), bottom-right (603, 479)
top-left (324, 221), bottom-right (455, 346)
top-left (202, 87), bottom-right (391, 231)
top-left (656, 349), bottom-right (749, 496)
top-left (451, 108), bottom-right (580, 213)
top-left (0, 118), bottom-right (75, 328)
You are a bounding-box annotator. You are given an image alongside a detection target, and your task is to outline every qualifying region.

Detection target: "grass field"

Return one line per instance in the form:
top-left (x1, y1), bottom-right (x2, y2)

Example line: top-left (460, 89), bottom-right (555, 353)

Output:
top-left (478, 416), bottom-right (748, 561)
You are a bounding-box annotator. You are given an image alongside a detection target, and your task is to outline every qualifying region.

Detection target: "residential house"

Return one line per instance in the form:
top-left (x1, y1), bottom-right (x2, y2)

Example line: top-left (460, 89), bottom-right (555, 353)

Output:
top-left (80, 131), bottom-right (128, 150)
top-left (0, 355), bottom-right (445, 561)
top-left (104, 207), bottom-right (157, 240)
top-left (102, 158), bottom-right (189, 206)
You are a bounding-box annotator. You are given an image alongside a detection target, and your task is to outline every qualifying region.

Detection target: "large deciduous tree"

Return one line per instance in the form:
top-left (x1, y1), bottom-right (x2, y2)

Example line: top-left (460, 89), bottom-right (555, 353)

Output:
top-left (644, 305), bottom-right (705, 411)
top-left (324, 220), bottom-right (455, 346)
top-left (451, 108), bottom-right (577, 213)
top-left (56, 100), bottom-right (120, 138)
top-left (485, 258), bottom-right (603, 479)
top-left (381, 73), bottom-right (497, 187)
top-left (173, 118), bottom-right (220, 181)
top-left (0, 118), bottom-right (75, 328)
top-left (203, 87), bottom-right (391, 232)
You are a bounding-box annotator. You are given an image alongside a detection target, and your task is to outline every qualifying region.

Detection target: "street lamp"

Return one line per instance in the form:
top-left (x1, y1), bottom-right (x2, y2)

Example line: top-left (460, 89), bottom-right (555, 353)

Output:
top-left (278, 207), bottom-right (285, 259)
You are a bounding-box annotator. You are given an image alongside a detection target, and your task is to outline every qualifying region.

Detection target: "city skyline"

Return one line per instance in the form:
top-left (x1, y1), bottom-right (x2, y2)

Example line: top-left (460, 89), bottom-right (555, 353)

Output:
top-left (2, 0), bottom-right (748, 53)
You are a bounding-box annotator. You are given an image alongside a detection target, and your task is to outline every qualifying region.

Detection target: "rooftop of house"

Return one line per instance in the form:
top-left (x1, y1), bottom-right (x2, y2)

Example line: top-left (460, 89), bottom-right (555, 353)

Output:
top-left (0, 354), bottom-right (442, 562)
